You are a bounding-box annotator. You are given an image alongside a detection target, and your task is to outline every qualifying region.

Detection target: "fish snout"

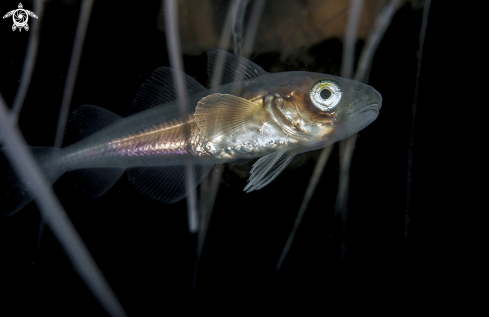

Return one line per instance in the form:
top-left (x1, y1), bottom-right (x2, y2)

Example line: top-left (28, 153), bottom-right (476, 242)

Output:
top-left (332, 84), bottom-right (382, 142)
top-left (361, 85), bottom-right (382, 111)
top-left (357, 86), bottom-right (382, 127)
top-left (370, 86), bottom-right (382, 111)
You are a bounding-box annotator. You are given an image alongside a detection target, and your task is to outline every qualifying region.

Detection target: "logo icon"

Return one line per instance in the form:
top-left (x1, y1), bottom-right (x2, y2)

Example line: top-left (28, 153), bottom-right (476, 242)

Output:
top-left (2, 3), bottom-right (38, 32)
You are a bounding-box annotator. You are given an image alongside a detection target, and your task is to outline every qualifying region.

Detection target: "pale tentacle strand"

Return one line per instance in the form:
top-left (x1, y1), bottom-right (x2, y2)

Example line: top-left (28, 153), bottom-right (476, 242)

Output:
top-left (10, 1), bottom-right (45, 121)
top-left (193, 163), bottom-right (224, 291)
top-left (406, 0), bottom-right (431, 256)
top-left (210, 0), bottom-right (238, 91)
top-left (193, 0), bottom-right (243, 291)
top-left (275, 144), bottom-right (333, 272)
top-left (242, 0), bottom-right (266, 58)
top-left (330, 0), bottom-right (364, 262)
top-left (276, 0), bottom-right (404, 270)
top-left (341, 0), bottom-right (364, 79)
top-left (164, 0), bottom-right (198, 233)
top-left (232, 0), bottom-right (249, 56)
top-left (204, 0), bottom-right (238, 218)
top-left (336, 0), bottom-right (405, 262)
top-left (335, 133), bottom-right (357, 261)
top-left (0, 94), bottom-right (126, 317)
top-left (354, 0), bottom-right (405, 83)
top-left (54, 0), bottom-right (94, 148)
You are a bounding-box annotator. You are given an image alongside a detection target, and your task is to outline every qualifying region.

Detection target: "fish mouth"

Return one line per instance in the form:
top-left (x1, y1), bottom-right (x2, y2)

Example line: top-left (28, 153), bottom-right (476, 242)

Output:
top-left (333, 102), bottom-right (380, 142)
top-left (354, 103), bottom-right (380, 132)
top-left (328, 84), bottom-right (382, 143)
top-left (361, 102), bottom-right (381, 116)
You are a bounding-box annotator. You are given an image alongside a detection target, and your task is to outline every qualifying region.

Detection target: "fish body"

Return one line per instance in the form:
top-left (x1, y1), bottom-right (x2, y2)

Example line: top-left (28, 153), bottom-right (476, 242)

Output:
top-left (1, 50), bottom-right (382, 215)
top-left (60, 71), bottom-right (380, 166)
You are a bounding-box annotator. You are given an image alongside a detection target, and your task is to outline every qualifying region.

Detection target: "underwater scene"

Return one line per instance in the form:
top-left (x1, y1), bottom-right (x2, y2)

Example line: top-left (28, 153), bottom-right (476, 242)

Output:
top-left (0, 0), bottom-right (447, 315)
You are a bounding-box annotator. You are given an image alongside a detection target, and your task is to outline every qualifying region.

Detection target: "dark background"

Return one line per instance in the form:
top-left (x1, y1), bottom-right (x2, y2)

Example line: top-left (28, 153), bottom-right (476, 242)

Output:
top-left (0, 0), bottom-right (459, 315)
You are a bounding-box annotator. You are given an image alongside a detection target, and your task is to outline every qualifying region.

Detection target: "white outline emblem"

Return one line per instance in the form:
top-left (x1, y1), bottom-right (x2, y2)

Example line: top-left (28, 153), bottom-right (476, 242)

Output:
top-left (2, 3), bottom-right (38, 32)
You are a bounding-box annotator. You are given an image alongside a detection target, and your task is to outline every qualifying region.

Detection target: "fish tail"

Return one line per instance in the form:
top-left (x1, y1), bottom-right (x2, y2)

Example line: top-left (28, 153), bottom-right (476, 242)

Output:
top-left (1, 104), bottom-right (126, 216)
top-left (0, 146), bottom-right (62, 217)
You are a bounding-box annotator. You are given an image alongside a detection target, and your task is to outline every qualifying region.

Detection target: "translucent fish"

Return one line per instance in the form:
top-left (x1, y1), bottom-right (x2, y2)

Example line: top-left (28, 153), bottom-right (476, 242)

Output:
top-left (1, 50), bottom-right (381, 216)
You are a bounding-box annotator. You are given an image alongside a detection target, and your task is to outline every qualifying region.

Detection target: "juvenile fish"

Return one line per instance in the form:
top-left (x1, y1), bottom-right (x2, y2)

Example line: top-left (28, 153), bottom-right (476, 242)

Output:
top-left (1, 50), bottom-right (381, 216)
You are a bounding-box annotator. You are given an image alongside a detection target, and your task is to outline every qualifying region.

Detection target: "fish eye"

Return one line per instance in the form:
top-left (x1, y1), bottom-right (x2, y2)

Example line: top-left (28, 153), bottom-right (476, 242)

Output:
top-left (310, 79), bottom-right (342, 111)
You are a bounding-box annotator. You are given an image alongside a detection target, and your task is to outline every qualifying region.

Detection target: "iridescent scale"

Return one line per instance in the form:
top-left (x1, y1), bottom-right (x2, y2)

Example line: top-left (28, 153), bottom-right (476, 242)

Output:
top-left (106, 116), bottom-right (209, 158)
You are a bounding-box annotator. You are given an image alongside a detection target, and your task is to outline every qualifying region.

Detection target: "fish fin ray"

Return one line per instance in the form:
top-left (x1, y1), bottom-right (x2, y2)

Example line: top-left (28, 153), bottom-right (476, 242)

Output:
top-left (63, 104), bottom-right (122, 146)
top-left (128, 67), bottom-right (206, 116)
top-left (244, 150), bottom-right (294, 192)
top-left (207, 49), bottom-right (267, 85)
top-left (127, 163), bottom-right (213, 203)
top-left (195, 94), bottom-right (261, 144)
top-left (67, 168), bottom-right (125, 198)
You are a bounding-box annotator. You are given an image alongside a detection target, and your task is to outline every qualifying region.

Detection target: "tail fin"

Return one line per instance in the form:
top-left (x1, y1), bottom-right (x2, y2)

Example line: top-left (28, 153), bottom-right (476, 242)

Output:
top-left (0, 147), bottom-right (62, 217)
top-left (1, 105), bottom-right (126, 216)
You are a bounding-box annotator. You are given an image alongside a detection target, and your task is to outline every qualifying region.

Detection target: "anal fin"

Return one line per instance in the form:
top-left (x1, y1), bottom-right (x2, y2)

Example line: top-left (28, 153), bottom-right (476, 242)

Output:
top-left (67, 168), bottom-right (125, 198)
top-left (127, 163), bottom-right (213, 203)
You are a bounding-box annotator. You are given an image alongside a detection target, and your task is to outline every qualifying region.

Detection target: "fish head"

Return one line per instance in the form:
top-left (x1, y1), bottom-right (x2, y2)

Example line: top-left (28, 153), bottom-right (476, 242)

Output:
top-left (268, 71), bottom-right (382, 151)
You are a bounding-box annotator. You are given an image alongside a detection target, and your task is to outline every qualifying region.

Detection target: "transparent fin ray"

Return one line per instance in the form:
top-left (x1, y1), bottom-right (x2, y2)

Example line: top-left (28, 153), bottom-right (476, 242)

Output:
top-left (67, 168), bottom-right (125, 198)
top-left (248, 154), bottom-right (295, 191)
top-left (127, 163), bottom-right (213, 203)
top-left (195, 93), bottom-right (261, 144)
top-left (128, 67), bottom-right (206, 116)
top-left (207, 49), bottom-right (267, 85)
top-left (244, 149), bottom-right (294, 192)
top-left (64, 104), bottom-right (122, 146)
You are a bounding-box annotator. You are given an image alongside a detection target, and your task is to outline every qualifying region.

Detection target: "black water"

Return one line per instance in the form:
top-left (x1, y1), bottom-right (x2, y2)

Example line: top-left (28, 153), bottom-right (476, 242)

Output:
top-left (0, 1), bottom-right (459, 315)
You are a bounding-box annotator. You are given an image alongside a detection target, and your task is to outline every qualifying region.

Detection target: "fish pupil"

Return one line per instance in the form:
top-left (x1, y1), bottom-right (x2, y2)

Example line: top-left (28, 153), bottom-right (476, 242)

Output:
top-left (320, 89), bottom-right (332, 100)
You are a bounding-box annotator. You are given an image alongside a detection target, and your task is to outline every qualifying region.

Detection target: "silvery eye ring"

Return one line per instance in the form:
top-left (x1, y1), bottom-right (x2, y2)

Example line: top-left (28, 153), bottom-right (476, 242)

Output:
top-left (310, 79), bottom-right (342, 111)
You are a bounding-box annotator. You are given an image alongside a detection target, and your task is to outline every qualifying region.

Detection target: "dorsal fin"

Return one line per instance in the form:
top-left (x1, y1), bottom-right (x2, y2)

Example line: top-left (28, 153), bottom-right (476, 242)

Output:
top-left (207, 49), bottom-right (267, 86)
top-left (128, 67), bottom-right (206, 116)
top-left (63, 104), bottom-right (122, 147)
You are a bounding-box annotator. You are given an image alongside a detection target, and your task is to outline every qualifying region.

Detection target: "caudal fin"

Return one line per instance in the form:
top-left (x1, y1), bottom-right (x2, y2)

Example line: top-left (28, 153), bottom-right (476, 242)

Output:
top-left (0, 147), bottom-right (62, 217)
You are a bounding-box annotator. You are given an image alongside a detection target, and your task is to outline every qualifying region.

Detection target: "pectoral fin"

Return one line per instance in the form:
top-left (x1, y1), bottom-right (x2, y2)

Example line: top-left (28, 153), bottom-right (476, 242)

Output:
top-left (244, 149), bottom-right (295, 193)
top-left (195, 94), bottom-right (262, 144)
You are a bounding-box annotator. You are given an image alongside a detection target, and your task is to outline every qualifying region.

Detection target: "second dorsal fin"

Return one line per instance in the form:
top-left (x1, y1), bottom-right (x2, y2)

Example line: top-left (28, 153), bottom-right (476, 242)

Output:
top-left (63, 104), bottom-right (122, 146)
top-left (128, 67), bottom-right (206, 116)
top-left (207, 49), bottom-right (267, 86)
